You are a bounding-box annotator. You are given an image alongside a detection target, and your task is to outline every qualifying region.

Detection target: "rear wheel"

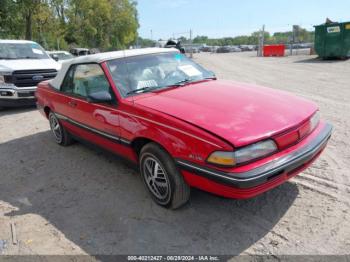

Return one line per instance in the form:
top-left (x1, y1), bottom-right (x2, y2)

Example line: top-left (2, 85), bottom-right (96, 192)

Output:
top-left (49, 112), bottom-right (73, 146)
top-left (140, 143), bottom-right (190, 209)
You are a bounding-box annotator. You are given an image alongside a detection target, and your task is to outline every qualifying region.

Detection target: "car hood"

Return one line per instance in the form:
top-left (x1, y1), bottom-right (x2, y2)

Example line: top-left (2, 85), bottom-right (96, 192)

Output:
top-left (134, 80), bottom-right (318, 147)
top-left (0, 59), bottom-right (61, 73)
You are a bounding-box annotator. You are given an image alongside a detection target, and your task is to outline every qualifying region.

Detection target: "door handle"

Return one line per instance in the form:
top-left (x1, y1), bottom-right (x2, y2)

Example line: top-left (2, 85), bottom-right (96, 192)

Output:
top-left (68, 101), bottom-right (77, 107)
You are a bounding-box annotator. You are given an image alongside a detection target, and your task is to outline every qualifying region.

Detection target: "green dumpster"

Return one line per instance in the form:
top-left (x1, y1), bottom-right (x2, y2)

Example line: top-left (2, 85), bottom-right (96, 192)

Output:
top-left (314, 22), bottom-right (350, 58)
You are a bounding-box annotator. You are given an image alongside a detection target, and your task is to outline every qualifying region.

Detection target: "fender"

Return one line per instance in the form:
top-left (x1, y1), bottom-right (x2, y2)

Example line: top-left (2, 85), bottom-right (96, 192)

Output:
top-left (117, 103), bottom-right (232, 165)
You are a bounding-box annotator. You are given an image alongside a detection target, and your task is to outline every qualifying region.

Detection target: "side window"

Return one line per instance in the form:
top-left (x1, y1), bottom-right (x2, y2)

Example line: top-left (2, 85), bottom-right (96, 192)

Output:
top-left (72, 64), bottom-right (110, 98)
top-left (61, 65), bottom-right (76, 93)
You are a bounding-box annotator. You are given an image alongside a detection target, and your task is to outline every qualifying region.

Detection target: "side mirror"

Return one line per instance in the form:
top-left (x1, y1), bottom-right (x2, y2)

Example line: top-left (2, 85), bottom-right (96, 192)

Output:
top-left (208, 71), bottom-right (217, 79)
top-left (87, 90), bottom-right (112, 103)
top-left (52, 54), bottom-right (59, 61)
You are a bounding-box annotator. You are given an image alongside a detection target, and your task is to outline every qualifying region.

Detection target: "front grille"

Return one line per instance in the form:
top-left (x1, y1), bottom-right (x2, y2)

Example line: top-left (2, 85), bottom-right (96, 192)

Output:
top-left (17, 91), bottom-right (35, 97)
top-left (7, 69), bottom-right (57, 88)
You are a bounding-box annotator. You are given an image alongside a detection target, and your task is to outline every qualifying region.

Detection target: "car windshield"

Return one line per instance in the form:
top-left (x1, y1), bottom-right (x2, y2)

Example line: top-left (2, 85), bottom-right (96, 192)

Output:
top-left (0, 43), bottom-right (50, 60)
top-left (106, 52), bottom-right (215, 97)
top-left (52, 52), bottom-right (74, 60)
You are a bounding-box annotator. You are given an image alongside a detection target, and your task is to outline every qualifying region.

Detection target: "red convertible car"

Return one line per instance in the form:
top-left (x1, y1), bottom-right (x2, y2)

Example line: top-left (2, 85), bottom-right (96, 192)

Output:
top-left (36, 48), bottom-right (332, 209)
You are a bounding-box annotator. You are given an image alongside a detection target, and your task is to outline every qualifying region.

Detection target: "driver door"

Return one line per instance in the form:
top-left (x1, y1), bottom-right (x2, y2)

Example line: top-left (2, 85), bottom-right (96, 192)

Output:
top-left (60, 63), bottom-right (121, 145)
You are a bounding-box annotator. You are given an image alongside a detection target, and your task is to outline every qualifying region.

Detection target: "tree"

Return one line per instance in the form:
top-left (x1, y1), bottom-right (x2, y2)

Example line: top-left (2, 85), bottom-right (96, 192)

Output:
top-left (0, 0), bottom-right (21, 38)
top-left (0, 0), bottom-right (139, 51)
top-left (64, 0), bottom-right (138, 49)
top-left (14, 0), bottom-right (42, 40)
top-left (137, 37), bottom-right (155, 48)
top-left (193, 36), bottom-right (208, 44)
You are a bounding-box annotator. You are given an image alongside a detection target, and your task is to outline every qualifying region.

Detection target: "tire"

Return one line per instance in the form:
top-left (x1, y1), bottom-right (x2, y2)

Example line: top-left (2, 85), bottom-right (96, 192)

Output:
top-left (48, 112), bottom-right (73, 146)
top-left (140, 143), bottom-right (190, 209)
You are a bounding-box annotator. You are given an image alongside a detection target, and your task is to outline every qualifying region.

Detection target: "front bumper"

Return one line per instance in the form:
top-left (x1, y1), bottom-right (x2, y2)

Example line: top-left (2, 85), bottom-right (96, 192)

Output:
top-left (0, 85), bottom-right (37, 107)
top-left (177, 123), bottom-right (332, 196)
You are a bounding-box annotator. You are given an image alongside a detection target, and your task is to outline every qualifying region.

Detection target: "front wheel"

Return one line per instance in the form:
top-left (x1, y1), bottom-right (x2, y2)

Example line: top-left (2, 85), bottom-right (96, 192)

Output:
top-left (49, 112), bottom-right (73, 146)
top-left (140, 143), bottom-right (190, 209)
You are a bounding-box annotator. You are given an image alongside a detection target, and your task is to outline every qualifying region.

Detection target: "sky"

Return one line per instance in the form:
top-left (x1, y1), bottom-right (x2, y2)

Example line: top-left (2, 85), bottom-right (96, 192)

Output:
top-left (137, 0), bottom-right (350, 40)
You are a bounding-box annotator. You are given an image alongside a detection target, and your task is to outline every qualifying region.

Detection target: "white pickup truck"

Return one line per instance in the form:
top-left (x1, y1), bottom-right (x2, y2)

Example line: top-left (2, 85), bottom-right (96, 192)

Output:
top-left (0, 40), bottom-right (61, 108)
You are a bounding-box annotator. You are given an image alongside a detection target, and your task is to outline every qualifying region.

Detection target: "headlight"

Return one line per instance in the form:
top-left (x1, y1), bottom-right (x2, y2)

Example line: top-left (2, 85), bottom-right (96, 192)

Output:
top-left (309, 111), bottom-right (320, 132)
top-left (207, 140), bottom-right (277, 167)
top-left (0, 75), bottom-right (4, 84)
top-left (234, 140), bottom-right (277, 164)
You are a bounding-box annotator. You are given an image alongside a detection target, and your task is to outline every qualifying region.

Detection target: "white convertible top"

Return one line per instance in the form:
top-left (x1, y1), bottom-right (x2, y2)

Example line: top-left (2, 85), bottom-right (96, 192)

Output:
top-left (50, 48), bottom-right (179, 89)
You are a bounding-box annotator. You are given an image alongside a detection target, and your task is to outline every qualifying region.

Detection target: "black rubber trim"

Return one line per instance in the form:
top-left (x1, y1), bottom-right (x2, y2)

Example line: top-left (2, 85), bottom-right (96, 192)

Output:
top-left (55, 112), bottom-right (131, 147)
top-left (176, 123), bottom-right (333, 189)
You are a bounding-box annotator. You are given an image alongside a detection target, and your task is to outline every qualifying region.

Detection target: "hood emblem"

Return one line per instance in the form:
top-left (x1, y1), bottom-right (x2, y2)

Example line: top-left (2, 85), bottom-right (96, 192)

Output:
top-left (32, 75), bottom-right (44, 81)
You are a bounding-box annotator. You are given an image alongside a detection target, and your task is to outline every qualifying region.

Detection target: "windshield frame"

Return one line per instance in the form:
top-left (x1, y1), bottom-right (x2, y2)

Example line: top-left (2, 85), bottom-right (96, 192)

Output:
top-left (106, 52), bottom-right (215, 98)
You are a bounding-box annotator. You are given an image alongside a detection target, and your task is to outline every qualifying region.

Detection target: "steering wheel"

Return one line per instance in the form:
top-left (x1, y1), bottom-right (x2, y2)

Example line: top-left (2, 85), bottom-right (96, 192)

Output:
top-left (163, 70), bottom-right (187, 83)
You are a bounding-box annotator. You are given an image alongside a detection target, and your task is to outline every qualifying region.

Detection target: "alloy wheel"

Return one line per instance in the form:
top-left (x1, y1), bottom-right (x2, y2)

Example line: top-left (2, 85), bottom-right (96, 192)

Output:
top-left (49, 114), bottom-right (63, 143)
top-left (142, 156), bottom-right (170, 200)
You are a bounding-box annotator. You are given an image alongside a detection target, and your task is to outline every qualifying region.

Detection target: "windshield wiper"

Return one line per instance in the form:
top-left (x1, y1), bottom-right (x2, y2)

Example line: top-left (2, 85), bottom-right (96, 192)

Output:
top-left (126, 86), bottom-right (159, 95)
top-left (167, 76), bottom-right (216, 88)
top-left (168, 78), bottom-right (192, 87)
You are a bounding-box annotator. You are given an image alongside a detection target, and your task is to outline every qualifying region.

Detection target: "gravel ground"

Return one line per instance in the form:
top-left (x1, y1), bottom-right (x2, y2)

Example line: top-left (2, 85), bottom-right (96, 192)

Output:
top-left (0, 52), bottom-right (349, 257)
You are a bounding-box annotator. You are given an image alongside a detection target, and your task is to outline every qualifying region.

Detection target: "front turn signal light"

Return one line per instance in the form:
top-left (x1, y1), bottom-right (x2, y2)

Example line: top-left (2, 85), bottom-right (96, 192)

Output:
top-left (207, 151), bottom-right (236, 167)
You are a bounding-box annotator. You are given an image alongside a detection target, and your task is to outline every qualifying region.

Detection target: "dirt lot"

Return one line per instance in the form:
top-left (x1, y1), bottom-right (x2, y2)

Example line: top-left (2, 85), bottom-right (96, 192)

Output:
top-left (0, 52), bottom-right (349, 257)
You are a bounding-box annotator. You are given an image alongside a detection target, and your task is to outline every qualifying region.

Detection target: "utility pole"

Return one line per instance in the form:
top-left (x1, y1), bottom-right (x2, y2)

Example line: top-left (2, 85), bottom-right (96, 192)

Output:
top-left (190, 29), bottom-right (193, 58)
top-left (290, 25), bottom-right (299, 56)
top-left (150, 30), bottom-right (153, 41)
top-left (290, 26), bottom-right (295, 56)
top-left (258, 25), bottom-right (265, 57)
top-left (262, 24), bottom-right (265, 50)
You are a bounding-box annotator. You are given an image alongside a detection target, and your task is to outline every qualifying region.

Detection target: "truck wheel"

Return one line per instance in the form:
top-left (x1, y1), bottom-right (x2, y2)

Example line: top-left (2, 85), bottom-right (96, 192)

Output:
top-left (140, 143), bottom-right (190, 209)
top-left (49, 112), bottom-right (73, 146)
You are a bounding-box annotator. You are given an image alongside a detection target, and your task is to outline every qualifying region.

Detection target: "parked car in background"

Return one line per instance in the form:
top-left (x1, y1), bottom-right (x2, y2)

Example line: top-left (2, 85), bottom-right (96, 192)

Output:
top-left (299, 43), bottom-right (314, 49)
top-left (36, 48), bottom-right (332, 209)
top-left (230, 46), bottom-right (242, 52)
top-left (239, 45), bottom-right (255, 51)
top-left (216, 46), bottom-right (231, 53)
top-left (184, 46), bottom-right (200, 53)
top-left (70, 48), bottom-right (91, 56)
top-left (199, 46), bottom-right (213, 52)
top-left (0, 40), bottom-right (60, 108)
top-left (286, 43), bottom-right (314, 50)
top-left (47, 51), bottom-right (74, 62)
top-left (211, 46), bottom-right (220, 53)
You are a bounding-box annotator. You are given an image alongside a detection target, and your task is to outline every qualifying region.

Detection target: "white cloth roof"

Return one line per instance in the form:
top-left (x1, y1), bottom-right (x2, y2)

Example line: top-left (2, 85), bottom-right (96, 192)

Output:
top-left (50, 48), bottom-right (178, 89)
